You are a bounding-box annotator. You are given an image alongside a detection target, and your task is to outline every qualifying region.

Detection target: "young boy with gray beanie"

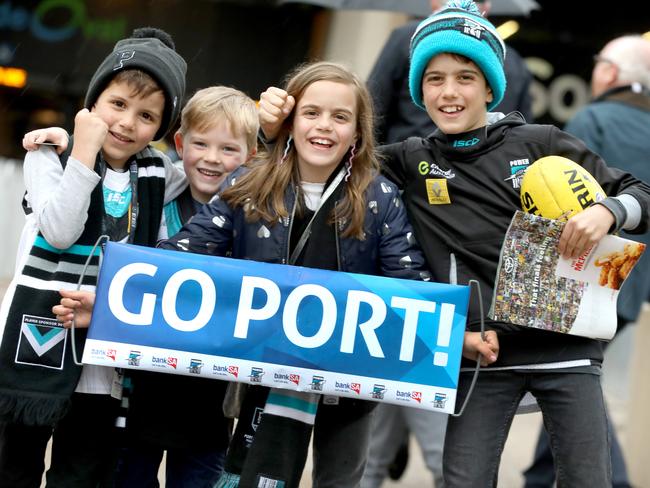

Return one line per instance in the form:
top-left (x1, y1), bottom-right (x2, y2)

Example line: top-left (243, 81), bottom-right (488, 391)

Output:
top-left (0, 27), bottom-right (187, 487)
top-left (381, 1), bottom-right (650, 485)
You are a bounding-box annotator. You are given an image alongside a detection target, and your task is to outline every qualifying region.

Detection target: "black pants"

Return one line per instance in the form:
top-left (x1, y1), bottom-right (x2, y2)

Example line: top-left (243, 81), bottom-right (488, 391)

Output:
top-left (0, 393), bottom-right (119, 488)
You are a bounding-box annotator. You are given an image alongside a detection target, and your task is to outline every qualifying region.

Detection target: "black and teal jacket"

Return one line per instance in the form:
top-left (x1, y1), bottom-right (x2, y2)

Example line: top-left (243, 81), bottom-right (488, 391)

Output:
top-left (379, 112), bottom-right (650, 367)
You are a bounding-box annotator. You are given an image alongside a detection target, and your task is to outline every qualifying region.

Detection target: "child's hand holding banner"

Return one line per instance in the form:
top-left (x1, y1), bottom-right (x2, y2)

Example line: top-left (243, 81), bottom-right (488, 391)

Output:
top-left (82, 242), bottom-right (470, 413)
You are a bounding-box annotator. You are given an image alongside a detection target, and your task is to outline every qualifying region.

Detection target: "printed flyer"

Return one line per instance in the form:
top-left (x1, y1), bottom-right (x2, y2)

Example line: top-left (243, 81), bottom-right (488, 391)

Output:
top-left (490, 211), bottom-right (645, 340)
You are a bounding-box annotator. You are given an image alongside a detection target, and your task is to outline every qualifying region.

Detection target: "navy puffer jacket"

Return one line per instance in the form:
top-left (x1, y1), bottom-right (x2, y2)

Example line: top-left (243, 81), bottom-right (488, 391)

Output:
top-left (159, 166), bottom-right (433, 283)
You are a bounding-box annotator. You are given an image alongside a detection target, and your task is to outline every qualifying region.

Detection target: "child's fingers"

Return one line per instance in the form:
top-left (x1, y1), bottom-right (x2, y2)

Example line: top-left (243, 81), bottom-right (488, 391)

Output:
top-left (260, 87), bottom-right (294, 114)
top-left (260, 94), bottom-right (287, 118)
top-left (59, 289), bottom-right (91, 302)
top-left (483, 330), bottom-right (499, 352)
top-left (53, 309), bottom-right (73, 323)
top-left (59, 298), bottom-right (81, 309)
top-left (75, 107), bottom-right (90, 120)
top-left (259, 99), bottom-right (283, 120)
top-left (53, 308), bottom-right (71, 320)
top-left (475, 339), bottom-right (498, 365)
top-left (283, 95), bottom-right (296, 114)
top-left (22, 132), bottom-right (41, 151)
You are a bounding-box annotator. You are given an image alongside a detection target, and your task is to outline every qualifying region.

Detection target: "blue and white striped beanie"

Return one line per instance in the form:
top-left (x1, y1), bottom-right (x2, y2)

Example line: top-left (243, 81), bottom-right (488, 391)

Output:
top-left (409, 0), bottom-right (506, 111)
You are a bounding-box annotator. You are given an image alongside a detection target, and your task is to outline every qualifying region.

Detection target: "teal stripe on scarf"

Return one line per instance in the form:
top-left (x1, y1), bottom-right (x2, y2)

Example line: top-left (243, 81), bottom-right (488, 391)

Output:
top-left (164, 200), bottom-right (184, 237)
top-left (266, 391), bottom-right (319, 415)
top-left (34, 236), bottom-right (101, 256)
top-left (214, 471), bottom-right (240, 487)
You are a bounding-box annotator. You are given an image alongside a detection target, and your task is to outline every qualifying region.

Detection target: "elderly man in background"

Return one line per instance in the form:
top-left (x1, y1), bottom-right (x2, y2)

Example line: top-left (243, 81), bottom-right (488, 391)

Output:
top-left (524, 34), bottom-right (650, 488)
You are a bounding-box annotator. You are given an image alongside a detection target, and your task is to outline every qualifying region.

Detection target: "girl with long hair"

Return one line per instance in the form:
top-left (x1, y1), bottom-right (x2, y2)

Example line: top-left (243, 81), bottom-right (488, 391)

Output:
top-left (159, 60), bottom-right (497, 487)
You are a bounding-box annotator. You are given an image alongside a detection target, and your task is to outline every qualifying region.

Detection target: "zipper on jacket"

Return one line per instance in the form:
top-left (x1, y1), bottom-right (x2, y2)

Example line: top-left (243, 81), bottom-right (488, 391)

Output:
top-left (334, 203), bottom-right (342, 271)
top-left (284, 185), bottom-right (299, 264)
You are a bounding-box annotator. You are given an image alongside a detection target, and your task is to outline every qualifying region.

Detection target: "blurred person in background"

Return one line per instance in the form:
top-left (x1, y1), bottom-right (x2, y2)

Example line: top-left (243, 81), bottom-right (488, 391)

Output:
top-left (523, 34), bottom-right (650, 488)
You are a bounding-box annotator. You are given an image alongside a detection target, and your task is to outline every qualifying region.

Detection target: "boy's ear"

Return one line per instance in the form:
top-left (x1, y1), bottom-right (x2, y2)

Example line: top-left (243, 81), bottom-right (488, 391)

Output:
top-left (486, 87), bottom-right (494, 105)
top-left (173, 131), bottom-right (184, 158)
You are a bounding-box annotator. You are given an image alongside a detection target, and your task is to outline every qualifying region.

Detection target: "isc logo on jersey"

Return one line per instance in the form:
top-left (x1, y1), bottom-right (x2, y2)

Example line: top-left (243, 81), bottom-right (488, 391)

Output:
top-left (520, 156), bottom-right (606, 219)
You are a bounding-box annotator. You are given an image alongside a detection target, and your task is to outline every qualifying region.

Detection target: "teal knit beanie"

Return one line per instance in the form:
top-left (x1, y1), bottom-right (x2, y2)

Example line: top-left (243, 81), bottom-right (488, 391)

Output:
top-left (409, 0), bottom-right (506, 111)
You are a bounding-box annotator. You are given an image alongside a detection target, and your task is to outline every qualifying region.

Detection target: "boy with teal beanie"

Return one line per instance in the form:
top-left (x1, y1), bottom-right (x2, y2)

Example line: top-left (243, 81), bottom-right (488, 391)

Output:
top-left (376, 1), bottom-right (650, 485)
top-left (408, 0), bottom-right (506, 111)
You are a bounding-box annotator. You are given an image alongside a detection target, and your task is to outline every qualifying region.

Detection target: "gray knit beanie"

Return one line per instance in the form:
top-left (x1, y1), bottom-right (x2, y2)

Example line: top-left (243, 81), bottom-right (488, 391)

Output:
top-left (84, 27), bottom-right (187, 141)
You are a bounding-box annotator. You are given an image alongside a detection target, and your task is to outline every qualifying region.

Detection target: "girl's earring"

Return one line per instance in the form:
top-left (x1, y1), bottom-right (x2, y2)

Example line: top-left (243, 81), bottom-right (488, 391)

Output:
top-left (280, 134), bottom-right (293, 165)
top-left (345, 143), bottom-right (356, 181)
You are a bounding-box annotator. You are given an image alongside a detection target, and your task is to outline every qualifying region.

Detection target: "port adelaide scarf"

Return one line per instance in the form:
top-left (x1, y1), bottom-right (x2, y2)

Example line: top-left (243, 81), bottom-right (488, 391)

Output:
top-left (0, 146), bottom-right (165, 426)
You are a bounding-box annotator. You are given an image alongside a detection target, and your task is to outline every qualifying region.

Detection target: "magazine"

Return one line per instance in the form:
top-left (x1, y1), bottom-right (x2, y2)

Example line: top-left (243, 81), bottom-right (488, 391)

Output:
top-left (490, 211), bottom-right (645, 340)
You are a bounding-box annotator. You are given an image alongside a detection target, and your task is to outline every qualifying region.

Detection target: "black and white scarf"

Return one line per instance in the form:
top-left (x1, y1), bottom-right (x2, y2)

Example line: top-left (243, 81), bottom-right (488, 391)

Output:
top-left (0, 146), bottom-right (165, 426)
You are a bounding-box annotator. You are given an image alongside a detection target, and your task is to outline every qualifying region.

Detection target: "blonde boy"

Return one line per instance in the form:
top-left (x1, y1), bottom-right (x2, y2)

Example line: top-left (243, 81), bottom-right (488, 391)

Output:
top-left (160, 86), bottom-right (259, 237)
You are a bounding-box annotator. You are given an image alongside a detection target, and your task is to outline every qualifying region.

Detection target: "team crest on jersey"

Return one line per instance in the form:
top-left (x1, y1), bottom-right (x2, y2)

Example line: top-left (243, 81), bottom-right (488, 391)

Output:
top-left (504, 158), bottom-right (530, 189)
top-left (425, 179), bottom-right (451, 205)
